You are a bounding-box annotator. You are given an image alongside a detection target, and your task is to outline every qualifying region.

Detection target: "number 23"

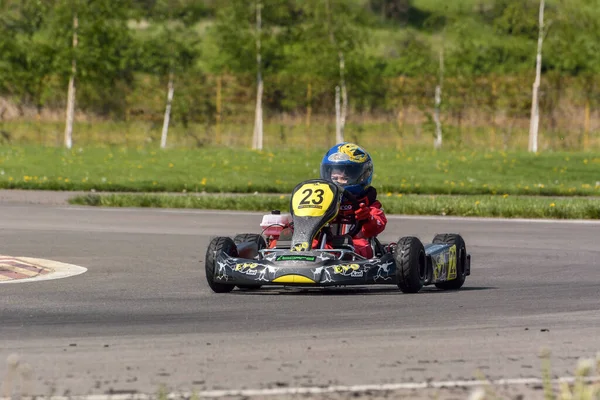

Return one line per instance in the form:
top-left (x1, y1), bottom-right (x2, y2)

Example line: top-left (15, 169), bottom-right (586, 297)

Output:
top-left (300, 188), bottom-right (324, 205)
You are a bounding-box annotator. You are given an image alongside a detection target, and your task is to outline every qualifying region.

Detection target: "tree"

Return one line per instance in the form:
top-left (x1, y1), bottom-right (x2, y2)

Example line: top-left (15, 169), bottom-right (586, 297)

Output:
top-left (0, 0), bottom-right (57, 114)
top-left (50, 0), bottom-right (136, 118)
top-left (210, 0), bottom-right (291, 148)
top-left (544, 0), bottom-right (600, 75)
top-left (433, 41), bottom-right (444, 150)
top-left (289, 0), bottom-right (365, 142)
top-left (136, 0), bottom-right (201, 148)
top-left (252, 1), bottom-right (263, 150)
top-left (528, 0), bottom-right (545, 153)
top-left (64, 10), bottom-right (77, 149)
top-left (324, 0), bottom-right (347, 143)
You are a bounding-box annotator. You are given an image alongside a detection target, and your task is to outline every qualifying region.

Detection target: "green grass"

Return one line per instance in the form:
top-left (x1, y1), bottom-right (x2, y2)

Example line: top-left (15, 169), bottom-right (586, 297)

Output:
top-left (68, 193), bottom-right (600, 219)
top-left (1, 146), bottom-right (599, 196)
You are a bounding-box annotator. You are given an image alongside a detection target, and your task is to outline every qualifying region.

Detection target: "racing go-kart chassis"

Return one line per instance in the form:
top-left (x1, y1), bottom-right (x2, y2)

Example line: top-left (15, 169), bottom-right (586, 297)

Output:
top-left (205, 179), bottom-right (471, 293)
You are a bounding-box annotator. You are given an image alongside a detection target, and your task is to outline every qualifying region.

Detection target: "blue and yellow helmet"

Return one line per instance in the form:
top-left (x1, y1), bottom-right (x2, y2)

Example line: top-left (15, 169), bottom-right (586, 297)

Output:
top-left (320, 143), bottom-right (373, 195)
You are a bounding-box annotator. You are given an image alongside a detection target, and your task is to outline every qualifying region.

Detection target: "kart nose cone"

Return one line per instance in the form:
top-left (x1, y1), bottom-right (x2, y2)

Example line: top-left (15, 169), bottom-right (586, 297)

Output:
top-left (272, 274), bottom-right (316, 284)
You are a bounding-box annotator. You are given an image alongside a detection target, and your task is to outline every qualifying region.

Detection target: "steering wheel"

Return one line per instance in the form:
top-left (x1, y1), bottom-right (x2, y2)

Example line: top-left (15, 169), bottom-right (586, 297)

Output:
top-left (341, 188), bottom-right (366, 237)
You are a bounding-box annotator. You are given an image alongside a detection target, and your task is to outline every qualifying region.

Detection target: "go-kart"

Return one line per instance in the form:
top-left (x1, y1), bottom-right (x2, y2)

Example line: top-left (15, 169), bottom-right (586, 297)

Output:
top-left (204, 179), bottom-right (471, 293)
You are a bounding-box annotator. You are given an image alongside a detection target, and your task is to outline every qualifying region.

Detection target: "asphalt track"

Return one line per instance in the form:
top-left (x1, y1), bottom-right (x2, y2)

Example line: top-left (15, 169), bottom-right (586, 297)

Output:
top-left (1, 201), bottom-right (600, 399)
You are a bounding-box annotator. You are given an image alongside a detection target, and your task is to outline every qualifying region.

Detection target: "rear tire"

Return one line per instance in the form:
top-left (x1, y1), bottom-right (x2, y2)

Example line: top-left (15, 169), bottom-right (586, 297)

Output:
top-left (233, 233), bottom-right (267, 249)
top-left (394, 236), bottom-right (426, 293)
top-left (233, 234), bottom-right (266, 290)
top-left (205, 237), bottom-right (237, 293)
top-left (432, 233), bottom-right (467, 290)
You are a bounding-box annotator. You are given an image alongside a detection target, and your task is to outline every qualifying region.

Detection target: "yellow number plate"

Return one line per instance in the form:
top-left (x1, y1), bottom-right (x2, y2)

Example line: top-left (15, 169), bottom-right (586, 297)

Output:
top-left (291, 182), bottom-right (335, 217)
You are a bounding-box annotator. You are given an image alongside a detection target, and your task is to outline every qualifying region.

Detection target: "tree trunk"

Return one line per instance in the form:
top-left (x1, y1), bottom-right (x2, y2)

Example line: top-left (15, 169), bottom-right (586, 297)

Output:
top-left (433, 46), bottom-right (444, 150)
top-left (305, 83), bottom-right (312, 147)
top-left (433, 85), bottom-right (442, 150)
top-left (529, 0), bottom-right (545, 153)
top-left (252, 1), bottom-right (263, 150)
top-left (216, 75), bottom-right (222, 145)
top-left (335, 86), bottom-right (342, 144)
top-left (253, 79), bottom-right (263, 150)
top-left (326, 0), bottom-right (346, 144)
top-left (396, 107), bottom-right (405, 151)
top-left (583, 99), bottom-right (590, 151)
top-left (160, 72), bottom-right (174, 149)
top-left (64, 12), bottom-right (78, 149)
top-left (490, 79), bottom-right (497, 149)
top-left (306, 82), bottom-right (312, 128)
top-left (339, 51), bottom-right (347, 142)
top-left (396, 76), bottom-right (405, 150)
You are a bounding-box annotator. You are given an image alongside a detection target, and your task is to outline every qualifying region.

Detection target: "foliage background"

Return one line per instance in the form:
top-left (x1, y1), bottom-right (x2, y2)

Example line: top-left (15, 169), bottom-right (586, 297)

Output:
top-left (0, 0), bottom-right (599, 150)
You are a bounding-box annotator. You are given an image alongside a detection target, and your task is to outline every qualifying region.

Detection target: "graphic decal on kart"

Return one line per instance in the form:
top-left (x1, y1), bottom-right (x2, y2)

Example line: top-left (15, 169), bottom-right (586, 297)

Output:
top-left (431, 244), bottom-right (457, 281)
top-left (216, 259), bottom-right (229, 281)
top-left (333, 264), bottom-right (359, 273)
top-left (234, 262), bottom-right (260, 275)
top-left (447, 245), bottom-right (457, 280)
top-left (256, 265), bottom-right (281, 282)
top-left (372, 260), bottom-right (395, 282)
top-left (276, 255), bottom-right (317, 262)
top-left (311, 266), bottom-right (334, 283)
top-left (215, 252), bottom-right (397, 285)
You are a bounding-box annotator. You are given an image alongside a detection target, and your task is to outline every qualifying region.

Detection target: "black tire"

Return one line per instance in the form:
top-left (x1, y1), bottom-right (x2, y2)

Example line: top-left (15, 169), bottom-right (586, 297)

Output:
top-left (205, 237), bottom-right (237, 293)
top-left (432, 233), bottom-right (467, 290)
top-left (233, 233), bottom-right (267, 249)
top-left (233, 234), bottom-right (266, 290)
top-left (394, 236), bottom-right (426, 293)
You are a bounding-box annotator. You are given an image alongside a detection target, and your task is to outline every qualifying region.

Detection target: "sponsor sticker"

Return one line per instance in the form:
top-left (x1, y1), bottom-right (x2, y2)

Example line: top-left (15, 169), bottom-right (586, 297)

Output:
top-left (433, 253), bottom-right (447, 281)
top-left (447, 245), bottom-right (457, 280)
top-left (292, 242), bottom-right (309, 252)
top-left (234, 262), bottom-right (260, 275)
top-left (276, 255), bottom-right (317, 262)
top-left (333, 263), bottom-right (360, 274)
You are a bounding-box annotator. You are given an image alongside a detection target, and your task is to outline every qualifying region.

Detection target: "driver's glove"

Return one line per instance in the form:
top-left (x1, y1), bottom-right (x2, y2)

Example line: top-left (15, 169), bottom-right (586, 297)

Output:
top-left (354, 203), bottom-right (372, 221)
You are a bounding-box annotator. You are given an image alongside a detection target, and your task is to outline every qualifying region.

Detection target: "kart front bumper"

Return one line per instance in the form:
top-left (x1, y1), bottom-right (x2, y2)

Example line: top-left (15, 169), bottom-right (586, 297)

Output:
top-left (213, 252), bottom-right (398, 286)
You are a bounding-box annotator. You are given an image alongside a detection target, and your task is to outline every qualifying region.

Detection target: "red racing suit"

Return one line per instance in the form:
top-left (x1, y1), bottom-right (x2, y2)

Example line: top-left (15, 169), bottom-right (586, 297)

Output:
top-left (329, 186), bottom-right (387, 258)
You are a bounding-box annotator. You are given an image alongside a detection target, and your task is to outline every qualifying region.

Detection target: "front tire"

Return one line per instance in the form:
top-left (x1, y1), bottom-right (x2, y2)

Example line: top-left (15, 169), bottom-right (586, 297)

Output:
top-left (394, 236), bottom-right (426, 293)
top-left (432, 233), bottom-right (467, 290)
top-left (233, 233), bottom-right (266, 290)
top-left (205, 237), bottom-right (237, 293)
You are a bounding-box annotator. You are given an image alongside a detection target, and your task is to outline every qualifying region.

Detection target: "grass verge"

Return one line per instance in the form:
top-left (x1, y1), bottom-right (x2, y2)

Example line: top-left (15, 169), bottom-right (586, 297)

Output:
top-left (68, 193), bottom-right (600, 219)
top-left (470, 350), bottom-right (600, 400)
top-left (1, 146), bottom-right (599, 196)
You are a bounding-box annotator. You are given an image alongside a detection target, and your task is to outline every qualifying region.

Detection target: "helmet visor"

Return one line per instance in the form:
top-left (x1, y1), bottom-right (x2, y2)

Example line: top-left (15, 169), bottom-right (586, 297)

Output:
top-left (320, 163), bottom-right (369, 187)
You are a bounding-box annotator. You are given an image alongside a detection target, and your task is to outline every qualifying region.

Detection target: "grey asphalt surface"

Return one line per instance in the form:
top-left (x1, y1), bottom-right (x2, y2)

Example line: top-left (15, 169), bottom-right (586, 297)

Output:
top-left (1, 193), bottom-right (599, 399)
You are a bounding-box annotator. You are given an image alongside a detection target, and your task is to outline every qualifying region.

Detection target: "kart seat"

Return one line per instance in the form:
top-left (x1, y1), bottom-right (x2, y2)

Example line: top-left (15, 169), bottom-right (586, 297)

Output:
top-left (370, 237), bottom-right (386, 257)
top-left (330, 234), bottom-right (354, 251)
top-left (273, 227), bottom-right (293, 249)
